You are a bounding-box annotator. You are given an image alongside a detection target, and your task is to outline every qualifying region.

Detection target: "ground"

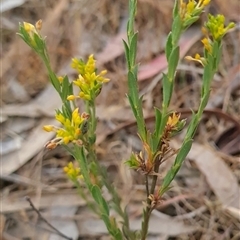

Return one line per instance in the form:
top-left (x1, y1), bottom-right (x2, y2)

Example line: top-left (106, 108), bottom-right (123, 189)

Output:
top-left (1, 0), bottom-right (240, 239)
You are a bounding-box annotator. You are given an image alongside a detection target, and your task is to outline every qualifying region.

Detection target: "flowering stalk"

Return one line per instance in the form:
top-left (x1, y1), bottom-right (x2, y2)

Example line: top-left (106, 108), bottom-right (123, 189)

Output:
top-left (159, 13), bottom-right (235, 196)
top-left (17, 21), bottom-right (130, 240)
top-left (124, 0), bottom-right (235, 239)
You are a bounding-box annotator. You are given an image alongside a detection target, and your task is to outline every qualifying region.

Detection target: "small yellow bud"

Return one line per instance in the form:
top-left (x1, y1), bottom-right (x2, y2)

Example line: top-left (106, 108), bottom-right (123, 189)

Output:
top-left (58, 76), bottom-right (64, 83)
top-left (75, 128), bottom-right (81, 136)
top-left (185, 54), bottom-right (206, 66)
top-left (55, 113), bottom-right (65, 124)
top-left (43, 125), bottom-right (54, 132)
top-left (23, 22), bottom-right (36, 33)
top-left (67, 95), bottom-right (76, 101)
top-left (63, 166), bottom-right (69, 173)
top-left (79, 92), bottom-right (91, 100)
top-left (187, 0), bottom-right (195, 14)
top-left (201, 37), bottom-right (212, 53)
top-left (63, 162), bottom-right (82, 179)
top-left (22, 21), bottom-right (41, 48)
top-left (100, 69), bottom-right (107, 75)
top-left (203, 0), bottom-right (211, 6)
top-left (63, 136), bottom-right (71, 144)
top-left (167, 112), bottom-right (180, 127)
top-left (194, 53), bottom-right (201, 60)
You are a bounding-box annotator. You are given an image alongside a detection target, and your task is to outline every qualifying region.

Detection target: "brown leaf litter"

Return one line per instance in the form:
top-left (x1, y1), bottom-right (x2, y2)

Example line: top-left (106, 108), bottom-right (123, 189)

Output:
top-left (1, 0), bottom-right (239, 239)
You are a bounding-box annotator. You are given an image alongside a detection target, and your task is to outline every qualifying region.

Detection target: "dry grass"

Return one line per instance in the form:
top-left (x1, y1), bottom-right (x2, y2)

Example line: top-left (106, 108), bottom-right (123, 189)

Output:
top-left (1, 0), bottom-right (239, 239)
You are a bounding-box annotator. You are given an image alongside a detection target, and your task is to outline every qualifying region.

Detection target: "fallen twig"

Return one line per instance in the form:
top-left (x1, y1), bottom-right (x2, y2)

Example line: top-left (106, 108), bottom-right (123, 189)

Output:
top-left (25, 196), bottom-right (73, 240)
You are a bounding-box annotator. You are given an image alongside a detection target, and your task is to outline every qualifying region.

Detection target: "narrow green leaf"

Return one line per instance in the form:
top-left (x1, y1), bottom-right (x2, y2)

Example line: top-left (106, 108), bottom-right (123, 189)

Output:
top-left (127, 95), bottom-right (138, 119)
top-left (62, 75), bottom-right (70, 100)
top-left (174, 139), bottom-right (193, 166)
top-left (101, 214), bottom-right (111, 231)
top-left (18, 25), bottom-right (31, 43)
top-left (60, 105), bottom-right (68, 120)
top-left (33, 33), bottom-right (44, 50)
top-left (113, 230), bottom-right (124, 240)
top-left (49, 72), bottom-right (61, 93)
top-left (123, 40), bottom-right (130, 69)
top-left (73, 146), bottom-right (92, 188)
top-left (100, 196), bottom-right (110, 216)
top-left (68, 81), bottom-right (73, 96)
top-left (173, 0), bottom-right (179, 18)
top-left (168, 46), bottom-right (179, 81)
top-left (171, 14), bottom-right (182, 45)
top-left (202, 62), bottom-right (212, 96)
top-left (199, 90), bottom-right (210, 112)
top-left (165, 32), bottom-right (173, 61)
top-left (213, 42), bottom-right (222, 71)
top-left (185, 112), bottom-right (198, 138)
top-left (162, 73), bottom-right (173, 108)
top-left (131, 65), bottom-right (139, 80)
top-left (160, 139), bottom-right (193, 195)
top-left (91, 185), bottom-right (102, 205)
top-left (129, 32), bottom-right (138, 66)
top-left (153, 107), bottom-right (162, 137)
top-left (151, 108), bottom-right (162, 152)
top-left (91, 185), bottom-right (110, 216)
top-left (183, 16), bottom-right (200, 29)
top-left (137, 95), bottom-right (147, 140)
top-left (127, 71), bottom-right (138, 104)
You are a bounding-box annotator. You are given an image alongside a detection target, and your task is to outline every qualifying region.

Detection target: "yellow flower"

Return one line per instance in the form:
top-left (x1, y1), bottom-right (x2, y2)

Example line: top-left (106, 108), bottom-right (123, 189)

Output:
top-left (179, 0), bottom-right (211, 22)
top-left (23, 22), bottom-right (37, 36)
top-left (167, 112), bottom-right (180, 128)
top-left (206, 14), bottom-right (235, 41)
top-left (186, 0), bottom-right (195, 15)
top-left (196, 0), bottom-right (211, 8)
top-left (63, 162), bottom-right (83, 180)
top-left (19, 20), bottom-right (44, 50)
top-left (43, 108), bottom-right (89, 149)
top-left (23, 21), bottom-right (43, 41)
top-left (70, 55), bottom-right (109, 101)
top-left (67, 95), bottom-right (76, 101)
top-left (71, 58), bottom-right (85, 74)
top-left (202, 0), bottom-right (211, 6)
top-left (85, 54), bottom-right (96, 74)
top-left (58, 76), bottom-right (64, 84)
top-left (43, 125), bottom-right (55, 132)
top-left (201, 37), bottom-right (212, 53)
top-left (185, 53), bottom-right (206, 66)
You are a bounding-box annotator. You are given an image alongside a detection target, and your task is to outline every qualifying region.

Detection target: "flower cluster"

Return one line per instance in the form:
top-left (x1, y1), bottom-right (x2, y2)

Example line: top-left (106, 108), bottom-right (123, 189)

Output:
top-left (185, 14), bottom-right (235, 65)
top-left (179, 0), bottom-right (211, 23)
top-left (18, 20), bottom-right (43, 51)
top-left (126, 112), bottom-right (184, 173)
top-left (126, 143), bottom-right (154, 174)
top-left (162, 112), bottom-right (185, 142)
top-left (63, 162), bottom-right (83, 180)
top-left (68, 55), bottom-right (110, 101)
top-left (23, 22), bottom-right (39, 37)
top-left (43, 108), bottom-right (89, 149)
top-left (205, 14), bottom-right (235, 41)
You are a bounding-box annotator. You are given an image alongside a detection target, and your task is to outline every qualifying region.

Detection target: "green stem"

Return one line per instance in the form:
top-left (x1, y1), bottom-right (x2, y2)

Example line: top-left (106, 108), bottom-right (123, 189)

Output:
top-left (73, 179), bottom-right (98, 214)
top-left (86, 100), bottom-right (131, 234)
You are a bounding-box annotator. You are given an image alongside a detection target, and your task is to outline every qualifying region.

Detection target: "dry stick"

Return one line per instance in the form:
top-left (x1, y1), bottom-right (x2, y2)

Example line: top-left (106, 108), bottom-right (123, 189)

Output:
top-left (25, 196), bottom-right (73, 240)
